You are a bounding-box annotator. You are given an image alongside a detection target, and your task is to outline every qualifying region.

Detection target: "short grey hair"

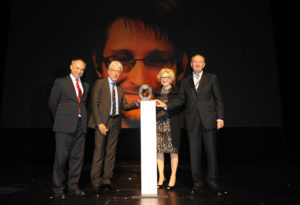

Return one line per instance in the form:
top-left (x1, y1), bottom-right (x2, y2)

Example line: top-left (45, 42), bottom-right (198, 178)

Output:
top-left (108, 61), bottom-right (123, 73)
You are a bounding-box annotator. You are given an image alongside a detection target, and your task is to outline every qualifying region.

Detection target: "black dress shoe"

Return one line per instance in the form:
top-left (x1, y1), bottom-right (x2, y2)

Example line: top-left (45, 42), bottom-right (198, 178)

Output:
top-left (157, 178), bottom-right (166, 189)
top-left (93, 186), bottom-right (100, 191)
top-left (166, 185), bottom-right (175, 190)
top-left (193, 183), bottom-right (205, 192)
top-left (157, 184), bottom-right (164, 189)
top-left (101, 184), bottom-right (113, 191)
top-left (208, 183), bottom-right (220, 193)
top-left (53, 192), bottom-right (66, 199)
top-left (69, 188), bottom-right (86, 197)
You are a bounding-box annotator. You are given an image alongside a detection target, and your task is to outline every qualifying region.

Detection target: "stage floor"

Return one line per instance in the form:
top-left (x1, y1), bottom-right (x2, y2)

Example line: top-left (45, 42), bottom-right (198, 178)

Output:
top-left (0, 160), bottom-right (299, 205)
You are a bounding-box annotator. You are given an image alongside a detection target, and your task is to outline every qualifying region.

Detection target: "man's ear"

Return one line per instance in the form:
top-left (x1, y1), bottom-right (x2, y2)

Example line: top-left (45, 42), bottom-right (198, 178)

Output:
top-left (177, 52), bottom-right (188, 82)
top-left (92, 50), bottom-right (103, 78)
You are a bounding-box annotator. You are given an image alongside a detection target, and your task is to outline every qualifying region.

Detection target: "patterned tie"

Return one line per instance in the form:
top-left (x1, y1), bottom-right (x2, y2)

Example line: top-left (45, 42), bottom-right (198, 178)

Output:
top-left (76, 79), bottom-right (82, 115)
top-left (112, 83), bottom-right (116, 116)
top-left (195, 75), bottom-right (200, 90)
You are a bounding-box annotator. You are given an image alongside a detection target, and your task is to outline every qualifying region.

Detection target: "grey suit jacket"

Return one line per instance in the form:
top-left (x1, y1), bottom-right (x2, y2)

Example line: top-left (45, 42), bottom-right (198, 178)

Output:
top-left (167, 72), bottom-right (224, 130)
top-left (48, 76), bottom-right (89, 133)
top-left (88, 78), bottom-right (138, 129)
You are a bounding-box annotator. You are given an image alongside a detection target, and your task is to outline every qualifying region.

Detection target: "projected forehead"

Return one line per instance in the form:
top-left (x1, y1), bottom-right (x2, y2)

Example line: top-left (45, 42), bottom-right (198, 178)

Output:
top-left (103, 18), bottom-right (175, 60)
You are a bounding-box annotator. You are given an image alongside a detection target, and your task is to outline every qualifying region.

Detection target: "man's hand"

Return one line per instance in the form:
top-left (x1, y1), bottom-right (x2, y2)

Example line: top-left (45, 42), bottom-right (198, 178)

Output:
top-left (217, 120), bottom-right (224, 130)
top-left (98, 123), bottom-right (109, 135)
top-left (155, 99), bottom-right (166, 108)
top-left (135, 99), bottom-right (141, 106)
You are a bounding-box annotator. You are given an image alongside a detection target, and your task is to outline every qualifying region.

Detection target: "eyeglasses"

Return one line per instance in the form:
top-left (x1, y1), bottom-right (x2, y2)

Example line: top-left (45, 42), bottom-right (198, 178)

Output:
top-left (109, 68), bottom-right (121, 73)
top-left (103, 54), bottom-right (176, 72)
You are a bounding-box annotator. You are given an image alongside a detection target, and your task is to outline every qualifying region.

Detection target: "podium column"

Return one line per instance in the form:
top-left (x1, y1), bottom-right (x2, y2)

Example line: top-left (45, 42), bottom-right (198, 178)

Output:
top-left (132, 100), bottom-right (168, 199)
top-left (140, 100), bottom-right (157, 196)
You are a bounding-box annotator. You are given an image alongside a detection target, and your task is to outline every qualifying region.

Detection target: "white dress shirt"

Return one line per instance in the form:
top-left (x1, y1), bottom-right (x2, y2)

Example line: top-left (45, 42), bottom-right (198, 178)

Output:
top-left (193, 71), bottom-right (203, 90)
top-left (70, 74), bottom-right (84, 97)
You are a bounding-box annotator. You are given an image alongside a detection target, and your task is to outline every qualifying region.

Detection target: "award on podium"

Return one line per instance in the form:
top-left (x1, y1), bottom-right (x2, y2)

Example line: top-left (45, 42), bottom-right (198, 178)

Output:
top-left (138, 84), bottom-right (152, 101)
top-left (132, 84), bottom-right (167, 199)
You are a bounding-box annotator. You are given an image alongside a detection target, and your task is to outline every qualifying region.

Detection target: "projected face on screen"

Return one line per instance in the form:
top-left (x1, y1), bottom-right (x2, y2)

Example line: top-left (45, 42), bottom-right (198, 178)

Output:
top-left (97, 18), bottom-right (185, 127)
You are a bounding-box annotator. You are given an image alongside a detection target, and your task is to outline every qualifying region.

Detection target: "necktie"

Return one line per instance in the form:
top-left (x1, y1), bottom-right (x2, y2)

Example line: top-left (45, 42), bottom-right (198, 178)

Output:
top-left (76, 79), bottom-right (82, 115)
top-left (195, 75), bottom-right (200, 89)
top-left (112, 83), bottom-right (116, 116)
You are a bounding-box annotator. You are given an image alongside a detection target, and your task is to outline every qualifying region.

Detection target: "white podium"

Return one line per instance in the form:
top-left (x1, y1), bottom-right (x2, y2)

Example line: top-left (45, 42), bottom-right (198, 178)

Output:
top-left (132, 100), bottom-right (167, 198)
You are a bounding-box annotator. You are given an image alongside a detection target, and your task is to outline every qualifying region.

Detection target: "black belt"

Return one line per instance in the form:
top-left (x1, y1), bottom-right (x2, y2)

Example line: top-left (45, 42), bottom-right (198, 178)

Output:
top-left (109, 115), bottom-right (119, 118)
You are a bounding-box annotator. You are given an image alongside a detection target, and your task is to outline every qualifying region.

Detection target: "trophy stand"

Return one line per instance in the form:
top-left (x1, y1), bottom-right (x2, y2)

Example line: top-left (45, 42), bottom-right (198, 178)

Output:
top-left (132, 85), bottom-right (168, 199)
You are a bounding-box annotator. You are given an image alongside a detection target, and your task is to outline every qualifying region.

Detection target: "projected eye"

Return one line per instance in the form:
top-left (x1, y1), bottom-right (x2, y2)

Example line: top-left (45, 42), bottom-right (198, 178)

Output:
top-left (103, 54), bottom-right (175, 72)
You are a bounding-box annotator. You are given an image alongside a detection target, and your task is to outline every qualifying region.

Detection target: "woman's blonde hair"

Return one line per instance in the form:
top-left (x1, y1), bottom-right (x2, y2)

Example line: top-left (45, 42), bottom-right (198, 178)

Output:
top-left (157, 68), bottom-right (175, 83)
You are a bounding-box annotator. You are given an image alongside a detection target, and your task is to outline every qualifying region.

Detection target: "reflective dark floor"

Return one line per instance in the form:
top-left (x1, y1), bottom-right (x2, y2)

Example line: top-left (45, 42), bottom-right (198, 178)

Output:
top-left (0, 127), bottom-right (299, 204)
top-left (1, 161), bottom-right (299, 205)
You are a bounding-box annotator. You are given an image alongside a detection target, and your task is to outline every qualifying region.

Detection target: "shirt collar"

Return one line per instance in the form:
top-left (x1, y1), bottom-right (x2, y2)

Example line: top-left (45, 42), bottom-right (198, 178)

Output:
top-left (70, 73), bottom-right (80, 82)
top-left (193, 71), bottom-right (203, 78)
top-left (108, 77), bottom-right (115, 85)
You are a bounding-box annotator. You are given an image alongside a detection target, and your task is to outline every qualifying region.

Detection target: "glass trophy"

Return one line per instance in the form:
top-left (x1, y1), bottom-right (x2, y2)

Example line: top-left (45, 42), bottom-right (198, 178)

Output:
top-left (139, 84), bottom-right (152, 101)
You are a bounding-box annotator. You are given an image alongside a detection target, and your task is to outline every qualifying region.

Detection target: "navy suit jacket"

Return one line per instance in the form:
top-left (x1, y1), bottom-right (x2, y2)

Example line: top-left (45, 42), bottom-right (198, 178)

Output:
top-left (49, 76), bottom-right (89, 134)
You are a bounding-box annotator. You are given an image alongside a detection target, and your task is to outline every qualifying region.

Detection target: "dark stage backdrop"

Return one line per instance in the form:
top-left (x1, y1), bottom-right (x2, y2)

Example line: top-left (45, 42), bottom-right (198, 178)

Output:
top-left (1, 0), bottom-right (282, 128)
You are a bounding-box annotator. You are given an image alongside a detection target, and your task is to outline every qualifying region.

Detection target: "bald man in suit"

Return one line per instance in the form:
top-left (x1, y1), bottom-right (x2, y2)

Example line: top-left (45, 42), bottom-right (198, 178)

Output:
top-left (89, 61), bottom-right (139, 191)
top-left (49, 59), bottom-right (89, 199)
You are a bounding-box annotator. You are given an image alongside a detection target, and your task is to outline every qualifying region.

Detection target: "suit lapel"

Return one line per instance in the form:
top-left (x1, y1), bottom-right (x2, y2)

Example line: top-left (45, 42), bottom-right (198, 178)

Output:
top-left (117, 85), bottom-right (123, 108)
top-left (105, 79), bottom-right (111, 107)
top-left (197, 72), bottom-right (207, 92)
top-left (187, 75), bottom-right (197, 95)
top-left (66, 76), bottom-right (78, 101)
top-left (81, 82), bottom-right (88, 100)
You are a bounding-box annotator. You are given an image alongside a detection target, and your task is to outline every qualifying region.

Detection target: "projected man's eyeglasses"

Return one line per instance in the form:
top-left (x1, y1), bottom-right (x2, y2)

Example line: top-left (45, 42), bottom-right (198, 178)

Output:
top-left (103, 54), bottom-right (175, 72)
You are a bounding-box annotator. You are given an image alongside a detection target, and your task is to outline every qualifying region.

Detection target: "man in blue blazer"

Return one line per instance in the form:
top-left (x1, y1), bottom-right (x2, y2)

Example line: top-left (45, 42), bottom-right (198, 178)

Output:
top-left (49, 59), bottom-right (89, 199)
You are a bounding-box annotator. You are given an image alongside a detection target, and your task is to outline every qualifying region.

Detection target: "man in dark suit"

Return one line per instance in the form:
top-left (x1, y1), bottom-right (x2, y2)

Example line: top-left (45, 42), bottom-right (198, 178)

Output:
top-left (49, 59), bottom-right (89, 199)
top-left (157, 54), bottom-right (224, 193)
top-left (89, 60), bottom-right (139, 191)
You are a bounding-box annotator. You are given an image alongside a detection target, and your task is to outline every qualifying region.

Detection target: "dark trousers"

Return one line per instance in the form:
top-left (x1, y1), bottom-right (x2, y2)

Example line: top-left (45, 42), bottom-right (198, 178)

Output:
top-left (52, 119), bottom-right (86, 193)
top-left (187, 115), bottom-right (218, 185)
top-left (90, 117), bottom-right (120, 188)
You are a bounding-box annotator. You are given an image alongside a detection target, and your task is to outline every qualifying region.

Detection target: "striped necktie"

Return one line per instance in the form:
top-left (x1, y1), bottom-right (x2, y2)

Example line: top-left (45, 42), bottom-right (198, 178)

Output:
top-left (195, 75), bottom-right (200, 89)
top-left (111, 83), bottom-right (116, 116)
